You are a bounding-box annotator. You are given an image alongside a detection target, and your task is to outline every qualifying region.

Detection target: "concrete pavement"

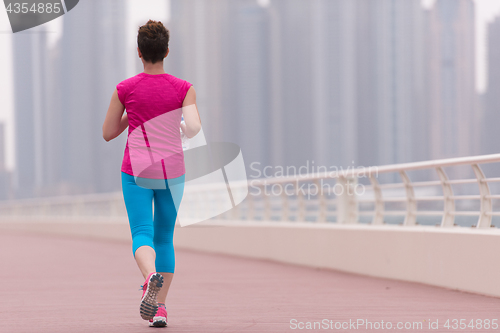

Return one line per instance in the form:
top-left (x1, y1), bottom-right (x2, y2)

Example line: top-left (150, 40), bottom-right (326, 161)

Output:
top-left (1, 230), bottom-right (499, 332)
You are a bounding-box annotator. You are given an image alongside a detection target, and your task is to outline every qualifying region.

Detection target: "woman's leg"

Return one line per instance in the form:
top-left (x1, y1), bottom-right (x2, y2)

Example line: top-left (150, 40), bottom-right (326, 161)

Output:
top-left (121, 172), bottom-right (156, 279)
top-left (134, 246), bottom-right (156, 279)
top-left (153, 175), bottom-right (185, 303)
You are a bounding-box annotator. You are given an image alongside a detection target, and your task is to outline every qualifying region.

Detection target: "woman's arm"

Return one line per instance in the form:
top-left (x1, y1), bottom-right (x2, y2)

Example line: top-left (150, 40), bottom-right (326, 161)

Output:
top-left (102, 89), bottom-right (128, 142)
top-left (180, 86), bottom-right (201, 139)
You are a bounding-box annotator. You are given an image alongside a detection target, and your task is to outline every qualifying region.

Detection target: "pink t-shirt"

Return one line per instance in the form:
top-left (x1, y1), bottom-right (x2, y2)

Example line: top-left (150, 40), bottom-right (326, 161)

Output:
top-left (117, 72), bottom-right (192, 179)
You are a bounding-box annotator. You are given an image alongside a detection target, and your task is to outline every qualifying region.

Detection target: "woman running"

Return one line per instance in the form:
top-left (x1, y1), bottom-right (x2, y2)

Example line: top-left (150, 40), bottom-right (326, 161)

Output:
top-left (102, 20), bottom-right (201, 327)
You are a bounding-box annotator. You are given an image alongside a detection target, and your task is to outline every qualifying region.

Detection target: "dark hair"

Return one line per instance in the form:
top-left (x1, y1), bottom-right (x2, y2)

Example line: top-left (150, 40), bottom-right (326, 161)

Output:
top-left (137, 20), bottom-right (170, 64)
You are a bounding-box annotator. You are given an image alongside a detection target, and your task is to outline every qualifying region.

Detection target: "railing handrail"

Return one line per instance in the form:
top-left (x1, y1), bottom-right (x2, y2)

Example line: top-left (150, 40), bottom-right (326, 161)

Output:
top-left (0, 191), bottom-right (123, 206)
top-left (247, 153), bottom-right (500, 185)
top-left (2, 154), bottom-right (500, 200)
top-left (3, 153), bottom-right (500, 229)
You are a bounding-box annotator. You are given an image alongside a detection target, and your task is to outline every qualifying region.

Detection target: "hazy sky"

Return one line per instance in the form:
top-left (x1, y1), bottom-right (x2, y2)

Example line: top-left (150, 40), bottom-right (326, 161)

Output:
top-left (0, 0), bottom-right (499, 171)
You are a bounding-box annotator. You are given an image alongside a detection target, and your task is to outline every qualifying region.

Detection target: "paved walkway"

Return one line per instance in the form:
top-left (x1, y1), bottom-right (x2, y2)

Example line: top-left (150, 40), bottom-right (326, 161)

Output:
top-left (1, 231), bottom-right (499, 332)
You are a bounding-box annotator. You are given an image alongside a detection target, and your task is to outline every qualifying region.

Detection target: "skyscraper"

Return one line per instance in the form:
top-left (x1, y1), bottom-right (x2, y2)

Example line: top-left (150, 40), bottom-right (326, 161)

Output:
top-left (0, 122), bottom-right (10, 200)
top-left (426, 0), bottom-right (477, 161)
top-left (482, 16), bottom-right (500, 156)
top-left (168, 0), bottom-right (273, 171)
top-left (355, 0), bottom-right (427, 168)
top-left (11, 29), bottom-right (48, 198)
top-left (11, 0), bottom-right (128, 198)
top-left (166, 0), bottom-right (477, 180)
top-left (317, 0), bottom-right (358, 169)
top-left (58, 0), bottom-right (127, 194)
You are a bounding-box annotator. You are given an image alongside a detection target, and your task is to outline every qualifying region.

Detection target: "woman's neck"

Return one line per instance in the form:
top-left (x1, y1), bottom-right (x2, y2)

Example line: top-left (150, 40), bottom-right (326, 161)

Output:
top-left (142, 61), bottom-right (166, 75)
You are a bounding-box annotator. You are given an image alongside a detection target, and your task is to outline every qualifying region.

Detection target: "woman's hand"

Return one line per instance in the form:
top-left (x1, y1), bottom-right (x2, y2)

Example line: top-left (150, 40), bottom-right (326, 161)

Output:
top-left (102, 89), bottom-right (128, 141)
top-left (181, 86), bottom-right (201, 138)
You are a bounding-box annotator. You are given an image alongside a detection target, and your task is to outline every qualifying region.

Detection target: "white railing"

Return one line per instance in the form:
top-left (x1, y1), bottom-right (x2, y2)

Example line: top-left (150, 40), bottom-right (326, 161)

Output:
top-left (0, 192), bottom-right (127, 220)
top-left (223, 153), bottom-right (500, 228)
top-left (2, 154), bottom-right (500, 228)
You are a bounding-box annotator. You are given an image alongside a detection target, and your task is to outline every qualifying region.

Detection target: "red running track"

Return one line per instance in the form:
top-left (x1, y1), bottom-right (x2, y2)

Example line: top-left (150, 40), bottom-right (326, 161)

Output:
top-left (0, 230), bottom-right (499, 332)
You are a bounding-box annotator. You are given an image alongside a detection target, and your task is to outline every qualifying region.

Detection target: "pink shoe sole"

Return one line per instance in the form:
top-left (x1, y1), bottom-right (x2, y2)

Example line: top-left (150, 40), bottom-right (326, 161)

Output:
top-left (140, 273), bottom-right (164, 320)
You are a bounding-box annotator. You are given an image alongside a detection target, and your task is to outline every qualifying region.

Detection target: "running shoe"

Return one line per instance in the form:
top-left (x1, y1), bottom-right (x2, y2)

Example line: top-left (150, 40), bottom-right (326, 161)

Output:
top-left (140, 272), bottom-right (164, 320)
top-left (149, 306), bottom-right (168, 327)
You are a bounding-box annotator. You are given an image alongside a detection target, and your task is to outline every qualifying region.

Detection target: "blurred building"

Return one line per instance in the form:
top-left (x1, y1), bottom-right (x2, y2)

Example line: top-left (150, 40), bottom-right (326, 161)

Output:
top-left (356, 0), bottom-right (427, 168)
top-left (11, 29), bottom-right (48, 198)
top-left (0, 123), bottom-right (11, 199)
top-left (167, 0), bottom-right (273, 172)
top-left (166, 0), bottom-right (477, 176)
top-left (57, 0), bottom-right (127, 194)
top-left (482, 16), bottom-right (500, 155)
top-left (271, 0), bottom-right (358, 170)
top-left (9, 0), bottom-right (481, 196)
top-left (313, 0), bottom-right (358, 169)
top-left (353, 0), bottom-right (433, 184)
top-left (168, 0), bottom-right (360, 173)
top-left (11, 0), bottom-right (127, 198)
top-left (425, 0), bottom-right (477, 161)
top-left (167, 0), bottom-right (229, 142)
top-left (270, 0), bottom-right (317, 170)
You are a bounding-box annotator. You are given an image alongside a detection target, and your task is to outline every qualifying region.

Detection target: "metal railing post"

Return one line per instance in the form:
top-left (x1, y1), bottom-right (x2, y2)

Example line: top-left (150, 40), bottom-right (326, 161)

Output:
top-left (281, 182), bottom-right (290, 221)
top-left (3, 153), bottom-right (500, 229)
top-left (315, 179), bottom-right (326, 222)
top-left (399, 171), bottom-right (416, 226)
top-left (435, 167), bottom-right (455, 227)
top-left (73, 198), bottom-right (84, 217)
top-left (296, 180), bottom-right (305, 222)
top-left (232, 200), bottom-right (241, 220)
top-left (248, 188), bottom-right (255, 220)
top-left (263, 185), bottom-right (272, 221)
top-left (336, 176), bottom-right (358, 224)
top-left (471, 164), bottom-right (492, 228)
top-left (369, 176), bottom-right (384, 225)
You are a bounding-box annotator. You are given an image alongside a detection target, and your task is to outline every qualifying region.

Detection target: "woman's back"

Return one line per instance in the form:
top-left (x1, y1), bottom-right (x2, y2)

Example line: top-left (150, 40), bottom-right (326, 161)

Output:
top-left (117, 72), bottom-right (192, 180)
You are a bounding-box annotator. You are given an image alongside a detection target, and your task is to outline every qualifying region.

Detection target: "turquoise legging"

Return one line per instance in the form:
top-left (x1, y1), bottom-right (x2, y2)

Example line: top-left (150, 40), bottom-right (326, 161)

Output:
top-left (121, 171), bottom-right (185, 273)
